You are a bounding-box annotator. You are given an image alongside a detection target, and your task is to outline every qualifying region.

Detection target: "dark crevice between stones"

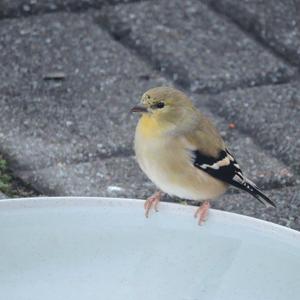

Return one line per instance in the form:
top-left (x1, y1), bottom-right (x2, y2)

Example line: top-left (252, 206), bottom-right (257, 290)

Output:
top-left (95, 13), bottom-right (192, 91)
top-left (0, 0), bottom-right (150, 20)
top-left (0, 153), bottom-right (41, 197)
top-left (190, 70), bottom-right (297, 95)
top-left (96, 12), bottom-right (297, 97)
top-left (204, 0), bottom-right (300, 71)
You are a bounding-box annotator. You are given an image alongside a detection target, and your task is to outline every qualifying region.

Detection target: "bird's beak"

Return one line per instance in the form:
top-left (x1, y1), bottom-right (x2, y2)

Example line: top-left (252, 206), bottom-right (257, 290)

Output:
top-left (130, 105), bottom-right (148, 113)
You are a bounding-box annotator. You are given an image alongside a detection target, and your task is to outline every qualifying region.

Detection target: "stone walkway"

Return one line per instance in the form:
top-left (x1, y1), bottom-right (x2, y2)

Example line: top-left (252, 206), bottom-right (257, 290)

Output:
top-left (0, 0), bottom-right (299, 229)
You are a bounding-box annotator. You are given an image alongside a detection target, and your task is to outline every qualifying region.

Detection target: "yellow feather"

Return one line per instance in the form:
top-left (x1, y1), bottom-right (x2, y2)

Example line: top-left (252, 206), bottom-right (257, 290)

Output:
top-left (137, 114), bottom-right (163, 138)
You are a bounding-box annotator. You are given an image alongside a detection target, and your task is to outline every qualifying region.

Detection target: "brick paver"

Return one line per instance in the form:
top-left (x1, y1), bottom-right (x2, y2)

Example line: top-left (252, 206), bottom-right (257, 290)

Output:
top-left (0, 12), bottom-right (166, 171)
top-left (100, 0), bottom-right (296, 93)
top-left (203, 0), bottom-right (300, 65)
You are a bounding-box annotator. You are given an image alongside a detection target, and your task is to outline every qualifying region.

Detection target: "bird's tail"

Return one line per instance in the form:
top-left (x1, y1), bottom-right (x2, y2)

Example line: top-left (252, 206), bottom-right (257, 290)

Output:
top-left (231, 177), bottom-right (276, 208)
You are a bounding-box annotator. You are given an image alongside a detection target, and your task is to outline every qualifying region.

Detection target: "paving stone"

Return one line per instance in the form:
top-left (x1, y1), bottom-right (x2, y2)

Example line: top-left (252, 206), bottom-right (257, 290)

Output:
top-left (17, 156), bottom-right (154, 199)
top-left (203, 83), bottom-right (300, 175)
top-left (213, 186), bottom-right (300, 231)
top-left (0, 12), bottom-right (167, 171)
top-left (100, 0), bottom-right (296, 94)
top-left (0, 0), bottom-right (137, 18)
top-left (203, 0), bottom-right (300, 66)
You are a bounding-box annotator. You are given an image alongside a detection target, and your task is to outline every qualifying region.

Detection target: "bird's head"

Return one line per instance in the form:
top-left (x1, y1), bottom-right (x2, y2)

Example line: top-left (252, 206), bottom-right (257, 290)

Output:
top-left (131, 87), bottom-right (197, 131)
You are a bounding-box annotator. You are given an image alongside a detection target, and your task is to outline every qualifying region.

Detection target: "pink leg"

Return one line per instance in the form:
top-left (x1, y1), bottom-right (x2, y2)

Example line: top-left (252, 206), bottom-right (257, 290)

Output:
top-left (194, 201), bottom-right (210, 225)
top-left (144, 191), bottom-right (162, 218)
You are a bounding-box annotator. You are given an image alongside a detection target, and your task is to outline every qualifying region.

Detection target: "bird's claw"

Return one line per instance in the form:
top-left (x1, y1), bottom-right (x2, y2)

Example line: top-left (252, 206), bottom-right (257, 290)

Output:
top-left (144, 191), bottom-right (162, 218)
top-left (194, 201), bottom-right (210, 225)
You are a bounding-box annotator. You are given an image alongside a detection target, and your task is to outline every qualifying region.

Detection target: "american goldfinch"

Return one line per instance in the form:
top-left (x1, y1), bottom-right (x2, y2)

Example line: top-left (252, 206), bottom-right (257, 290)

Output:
top-left (131, 86), bottom-right (276, 224)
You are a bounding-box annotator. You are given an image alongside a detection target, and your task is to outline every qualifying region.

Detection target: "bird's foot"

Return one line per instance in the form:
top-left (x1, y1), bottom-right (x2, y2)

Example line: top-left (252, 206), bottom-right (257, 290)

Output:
top-left (144, 191), bottom-right (162, 218)
top-left (194, 201), bottom-right (210, 225)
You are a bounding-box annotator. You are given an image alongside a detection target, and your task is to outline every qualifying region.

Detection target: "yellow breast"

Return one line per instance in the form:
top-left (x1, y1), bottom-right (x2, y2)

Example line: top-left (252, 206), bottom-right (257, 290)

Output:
top-left (136, 114), bottom-right (162, 138)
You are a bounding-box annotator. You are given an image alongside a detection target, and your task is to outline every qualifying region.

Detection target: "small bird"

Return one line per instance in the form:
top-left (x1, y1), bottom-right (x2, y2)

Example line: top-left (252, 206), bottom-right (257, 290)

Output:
top-left (131, 86), bottom-right (276, 224)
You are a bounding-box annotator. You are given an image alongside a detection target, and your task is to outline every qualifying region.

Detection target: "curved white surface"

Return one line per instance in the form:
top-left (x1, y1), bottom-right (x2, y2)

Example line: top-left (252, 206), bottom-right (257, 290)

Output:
top-left (0, 197), bottom-right (300, 300)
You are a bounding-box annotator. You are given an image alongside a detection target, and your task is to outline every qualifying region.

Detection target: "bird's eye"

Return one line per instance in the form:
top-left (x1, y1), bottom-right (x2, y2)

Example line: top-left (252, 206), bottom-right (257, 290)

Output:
top-left (155, 102), bottom-right (165, 109)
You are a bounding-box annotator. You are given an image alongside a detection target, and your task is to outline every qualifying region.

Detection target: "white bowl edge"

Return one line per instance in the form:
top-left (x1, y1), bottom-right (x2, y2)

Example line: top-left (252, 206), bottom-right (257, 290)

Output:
top-left (1, 196), bottom-right (299, 240)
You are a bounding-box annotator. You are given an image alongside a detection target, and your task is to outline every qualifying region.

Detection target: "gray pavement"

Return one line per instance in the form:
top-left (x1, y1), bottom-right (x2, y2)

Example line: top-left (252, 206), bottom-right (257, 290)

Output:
top-left (0, 12), bottom-right (167, 171)
top-left (100, 0), bottom-right (296, 93)
top-left (202, 0), bottom-right (300, 66)
top-left (0, 0), bottom-right (299, 229)
top-left (204, 83), bottom-right (300, 174)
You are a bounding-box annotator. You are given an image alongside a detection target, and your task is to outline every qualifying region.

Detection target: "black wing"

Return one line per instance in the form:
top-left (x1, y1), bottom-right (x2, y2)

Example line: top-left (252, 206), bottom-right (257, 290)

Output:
top-left (192, 148), bottom-right (276, 207)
